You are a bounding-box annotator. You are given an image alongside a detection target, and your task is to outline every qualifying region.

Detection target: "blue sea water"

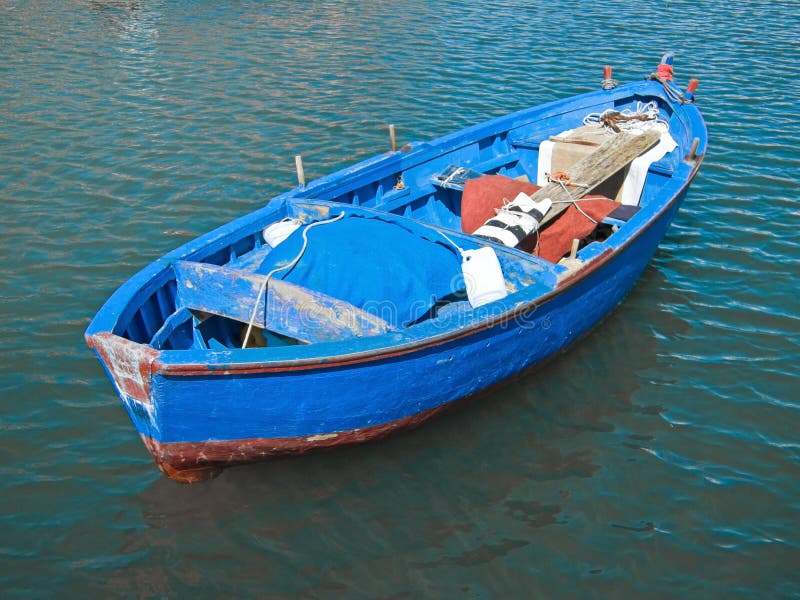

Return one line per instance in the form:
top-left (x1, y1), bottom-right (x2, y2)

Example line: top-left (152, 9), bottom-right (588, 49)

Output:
top-left (2, 0), bottom-right (799, 596)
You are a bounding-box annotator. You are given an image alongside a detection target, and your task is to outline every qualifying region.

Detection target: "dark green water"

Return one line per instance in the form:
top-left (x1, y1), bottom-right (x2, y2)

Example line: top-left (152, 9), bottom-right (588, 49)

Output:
top-left (2, 0), bottom-right (799, 597)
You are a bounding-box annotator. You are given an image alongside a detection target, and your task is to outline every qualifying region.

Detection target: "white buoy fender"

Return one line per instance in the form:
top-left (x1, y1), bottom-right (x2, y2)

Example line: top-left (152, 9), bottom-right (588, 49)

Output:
top-left (461, 247), bottom-right (508, 308)
top-left (263, 218), bottom-right (302, 247)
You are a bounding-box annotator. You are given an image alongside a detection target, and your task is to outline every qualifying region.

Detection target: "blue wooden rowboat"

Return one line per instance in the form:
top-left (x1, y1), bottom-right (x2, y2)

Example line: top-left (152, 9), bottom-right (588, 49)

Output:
top-left (86, 59), bottom-right (706, 482)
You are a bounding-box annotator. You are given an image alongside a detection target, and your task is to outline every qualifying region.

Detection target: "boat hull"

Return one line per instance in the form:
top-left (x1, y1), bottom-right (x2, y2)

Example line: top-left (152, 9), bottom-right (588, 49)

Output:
top-left (86, 73), bottom-right (708, 482)
top-left (106, 184), bottom-right (690, 482)
top-left (141, 402), bottom-right (454, 482)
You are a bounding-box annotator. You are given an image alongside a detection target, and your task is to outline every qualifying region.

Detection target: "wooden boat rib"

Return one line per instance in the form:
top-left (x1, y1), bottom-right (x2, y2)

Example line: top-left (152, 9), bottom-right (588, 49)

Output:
top-left (86, 61), bottom-right (707, 482)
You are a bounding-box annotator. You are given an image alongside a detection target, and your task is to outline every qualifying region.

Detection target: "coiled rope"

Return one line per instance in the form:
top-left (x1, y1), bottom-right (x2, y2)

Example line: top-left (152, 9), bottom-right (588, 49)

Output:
top-left (647, 73), bottom-right (691, 104)
top-left (582, 100), bottom-right (664, 134)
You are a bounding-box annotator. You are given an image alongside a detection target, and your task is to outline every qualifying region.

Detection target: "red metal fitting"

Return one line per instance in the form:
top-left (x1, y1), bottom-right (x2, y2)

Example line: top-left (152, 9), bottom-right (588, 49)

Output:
top-left (687, 78), bottom-right (699, 93)
top-left (603, 65), bottom-right (612, 80)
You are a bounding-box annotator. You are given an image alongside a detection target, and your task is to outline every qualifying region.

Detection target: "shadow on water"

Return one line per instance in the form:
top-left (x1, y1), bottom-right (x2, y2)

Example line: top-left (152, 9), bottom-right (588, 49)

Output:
top-left (112, 267), bottom-right (683, 596)
top-left (89, 0), bottom-right (145, 28)
top-left (89, 1), bottom-right (141, 15)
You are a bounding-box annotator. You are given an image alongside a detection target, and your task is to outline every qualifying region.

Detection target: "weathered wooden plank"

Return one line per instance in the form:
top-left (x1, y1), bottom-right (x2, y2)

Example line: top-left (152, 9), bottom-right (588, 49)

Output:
top-left (173, 261), bottom-right (393, 344)
top-left (534, 129), bottom-right (661, 227)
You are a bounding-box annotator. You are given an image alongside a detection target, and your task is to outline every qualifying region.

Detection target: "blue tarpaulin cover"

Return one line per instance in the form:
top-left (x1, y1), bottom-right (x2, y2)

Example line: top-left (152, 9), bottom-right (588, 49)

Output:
top-left (257, 216), bottom-right (463, 327)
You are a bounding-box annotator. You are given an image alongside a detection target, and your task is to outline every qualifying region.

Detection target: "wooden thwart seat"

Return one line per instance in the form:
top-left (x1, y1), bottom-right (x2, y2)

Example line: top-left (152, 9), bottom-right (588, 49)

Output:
top-left (173, 261), bottom-right (393, 344)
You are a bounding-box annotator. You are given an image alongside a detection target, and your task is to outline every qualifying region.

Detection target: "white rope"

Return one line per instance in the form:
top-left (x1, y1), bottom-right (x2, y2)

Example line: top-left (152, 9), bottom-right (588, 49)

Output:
top-left (582, 100), bottom-right (666, 134)
top-left (659, 79), bottom-right (685, 103)
top-left (601, 77), bottom-right (618, 91)
top-left (441, 166), bottom-right (466, 188)
top-left (571, 201), bottom-right (599, 225)
top-left (436, 229), bottom-right (465, 255)
top-left (552, 179), bottom-right (599, 225)
top-left (550, 197), bottom-right (605, 206)
top-left (241, 212), bottom-right (346, 349)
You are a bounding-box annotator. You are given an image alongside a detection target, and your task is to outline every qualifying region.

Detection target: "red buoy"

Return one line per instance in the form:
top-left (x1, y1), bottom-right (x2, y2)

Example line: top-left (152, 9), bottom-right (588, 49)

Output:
top-left (656, 63), bottom-right (674, 81)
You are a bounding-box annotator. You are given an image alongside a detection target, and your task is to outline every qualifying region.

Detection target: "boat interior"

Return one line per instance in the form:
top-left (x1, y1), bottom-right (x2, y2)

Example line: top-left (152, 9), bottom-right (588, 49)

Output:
top-left (104, 90), bottom-right (697, 353)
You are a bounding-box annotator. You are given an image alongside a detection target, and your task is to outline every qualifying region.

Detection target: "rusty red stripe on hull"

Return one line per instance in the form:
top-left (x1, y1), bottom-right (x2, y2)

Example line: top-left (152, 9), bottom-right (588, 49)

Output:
top-left (142, 402), bottom-right (454, 483)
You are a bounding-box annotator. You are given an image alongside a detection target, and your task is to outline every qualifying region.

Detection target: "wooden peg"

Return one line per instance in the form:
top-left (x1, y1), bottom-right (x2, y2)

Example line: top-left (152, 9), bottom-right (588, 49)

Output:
top-left (295, 155), bottom-right (305, 187)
